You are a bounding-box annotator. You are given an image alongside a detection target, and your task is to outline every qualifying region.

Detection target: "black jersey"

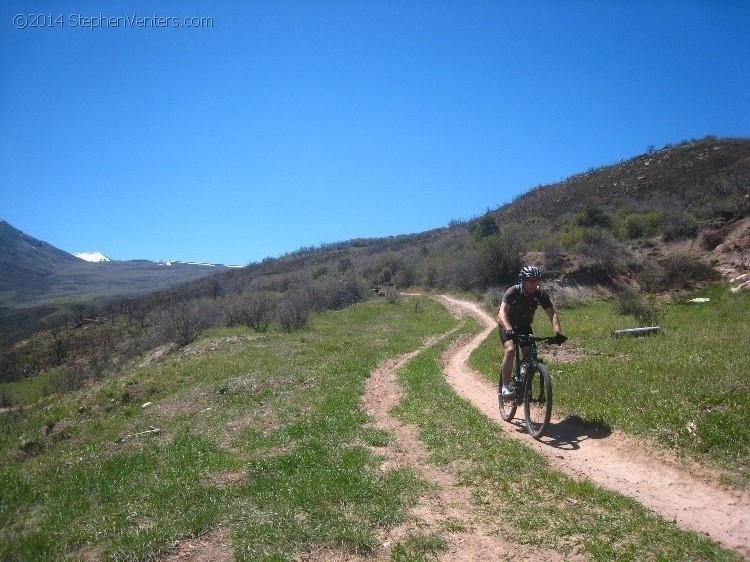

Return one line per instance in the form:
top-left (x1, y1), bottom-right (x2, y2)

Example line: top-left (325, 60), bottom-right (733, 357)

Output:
top-left (502, 284), bottom-right (553, 330)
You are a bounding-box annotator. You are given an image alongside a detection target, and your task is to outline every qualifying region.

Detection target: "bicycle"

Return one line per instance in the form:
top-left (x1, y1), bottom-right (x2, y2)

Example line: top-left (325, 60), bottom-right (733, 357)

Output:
top-left (498, 332), bottom-right (567, 439)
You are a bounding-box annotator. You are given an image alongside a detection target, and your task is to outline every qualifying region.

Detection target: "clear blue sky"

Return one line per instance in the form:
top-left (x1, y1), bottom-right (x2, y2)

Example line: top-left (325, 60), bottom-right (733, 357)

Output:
top-left (2, 1), bottom-right (748, 265)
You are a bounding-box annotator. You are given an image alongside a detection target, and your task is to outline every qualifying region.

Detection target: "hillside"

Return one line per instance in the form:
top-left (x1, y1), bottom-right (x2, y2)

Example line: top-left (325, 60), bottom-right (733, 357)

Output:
top-left (1, 136), bottom-right (748, 343)
top-left (495, 137), bottom-right (749, 224)
top-left (205, 136), bottom-right (749, 302)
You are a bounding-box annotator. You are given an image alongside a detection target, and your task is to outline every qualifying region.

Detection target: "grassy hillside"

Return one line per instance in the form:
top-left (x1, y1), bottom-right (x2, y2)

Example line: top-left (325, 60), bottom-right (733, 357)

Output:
top-left (1, 293), bottom-right (746, 560)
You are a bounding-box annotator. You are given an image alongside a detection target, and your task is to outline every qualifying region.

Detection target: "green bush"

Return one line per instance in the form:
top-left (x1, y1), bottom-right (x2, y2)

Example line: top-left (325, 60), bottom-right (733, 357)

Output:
top-left (575, 203), bottom-right (613, 230)
top-left (615, 287), bottom-right (663, 326)
top-left (637, 254), bottom-right (721, 292)
top-left (476, 232), bottom-right (524, 286)
top-left (618, 210), bottom-right (665, 240)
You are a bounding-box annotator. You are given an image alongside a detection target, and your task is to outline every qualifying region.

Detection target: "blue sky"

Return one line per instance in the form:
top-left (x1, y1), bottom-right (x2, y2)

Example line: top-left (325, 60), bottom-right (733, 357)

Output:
top-left (2, 1), bottom-right (748, 265)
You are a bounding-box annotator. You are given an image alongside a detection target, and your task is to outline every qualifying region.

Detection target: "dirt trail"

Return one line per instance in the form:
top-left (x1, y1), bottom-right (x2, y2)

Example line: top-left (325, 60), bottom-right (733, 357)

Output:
top-left (363, 334), bottom-right (578, 561)
top-left (433, 294), bottom-right (750, 559)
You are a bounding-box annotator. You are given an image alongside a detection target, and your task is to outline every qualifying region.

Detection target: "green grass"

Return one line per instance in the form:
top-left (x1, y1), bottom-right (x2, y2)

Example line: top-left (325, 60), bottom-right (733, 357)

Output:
top-left (470, 283), bottom-right (750, 486)
top-left (1, 290), bottom-right (746, 560)
top-left (0, 298), bottom-right (455, 561)
top-left (395, 330), bottom-right (740, 561)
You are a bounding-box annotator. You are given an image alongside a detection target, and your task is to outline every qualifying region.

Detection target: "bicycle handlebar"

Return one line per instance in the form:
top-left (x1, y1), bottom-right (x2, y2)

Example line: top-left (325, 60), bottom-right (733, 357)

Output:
top-left (516, 333), bottom-right (567, 346)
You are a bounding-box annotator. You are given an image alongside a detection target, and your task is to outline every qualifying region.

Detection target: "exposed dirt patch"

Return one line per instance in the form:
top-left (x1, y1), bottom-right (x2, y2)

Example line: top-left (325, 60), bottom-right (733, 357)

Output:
top-left (138, 343), bottom-right (177, 368)
top-left (434, 294), bottom-right (750, 559)
top-left (202, 470), bottom-right (246, 488)
top-left (711, 215), bottom-right (750, 279)
top-left (161, 528), bottom-right (233, 562)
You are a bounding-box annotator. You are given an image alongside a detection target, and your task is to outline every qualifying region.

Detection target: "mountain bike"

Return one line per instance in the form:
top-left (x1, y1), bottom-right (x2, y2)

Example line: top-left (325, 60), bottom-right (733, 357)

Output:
top-left (498, 333), bottom-right (566, 439)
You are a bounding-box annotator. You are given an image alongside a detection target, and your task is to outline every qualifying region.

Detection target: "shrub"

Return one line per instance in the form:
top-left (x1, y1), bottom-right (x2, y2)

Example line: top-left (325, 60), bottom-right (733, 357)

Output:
top-left (484, 287), bottom-right (504, 311)
top-left (471, 215), bottom-right (500, 240)
top-left (0, 345), bottom-right (23, 383)
top-left (276, 293), bottom-right (310, 332)
top-left (222, 295), bottom-right (246, 327)
top-left (161, 300), bottom-right (212, 347)
top-left (243, 292), bottom-right (274, 333)
top-left (438, 253), bottom-right (481, 290)
top-left (619, 211), bottom-right (664, 240)
top-left (615, 287), bottom-right (663, 326)
top-left (575, 203), bottom-right (613, 230)
top-left (321, 275), bottom-right (365, 310)
top-left (476, 232), bottom-right (525, 286)
top-left (699, 229), bottom-right (724, 251)
top-left (658, 254), bottom-right (721, 289)
top-left (637, 254), bottom-right (720, 291)
top-left (579, 229), bottom-right (627, 279)
top-left (51, 364), bottom-right (89, 394)
top-left (541, 240), bottom-right (566, 276)
top-left (662, 212), bottom-right (697, 241)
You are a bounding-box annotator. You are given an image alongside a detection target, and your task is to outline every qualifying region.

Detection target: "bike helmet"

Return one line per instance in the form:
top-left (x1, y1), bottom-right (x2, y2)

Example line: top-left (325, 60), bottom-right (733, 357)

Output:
top-left (519, 265), bottom-right (542, 280)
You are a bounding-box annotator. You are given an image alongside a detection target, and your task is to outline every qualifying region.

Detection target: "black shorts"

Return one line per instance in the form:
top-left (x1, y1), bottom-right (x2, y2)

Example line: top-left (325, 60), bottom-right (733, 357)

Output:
top-left (499, 326), bottom-right (532, 344)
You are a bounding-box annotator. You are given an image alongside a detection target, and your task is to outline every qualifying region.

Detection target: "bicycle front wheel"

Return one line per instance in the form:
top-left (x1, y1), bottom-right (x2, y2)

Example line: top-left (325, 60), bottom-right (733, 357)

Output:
top-left (524, 363), bottom-right (552, 439)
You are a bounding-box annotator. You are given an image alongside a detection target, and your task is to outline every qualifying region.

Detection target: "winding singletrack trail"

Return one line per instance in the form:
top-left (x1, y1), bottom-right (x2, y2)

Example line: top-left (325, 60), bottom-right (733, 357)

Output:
top-left (433, 294), bottom-right (750, 559)
top-left (163, 294), bottom-right (748, 561)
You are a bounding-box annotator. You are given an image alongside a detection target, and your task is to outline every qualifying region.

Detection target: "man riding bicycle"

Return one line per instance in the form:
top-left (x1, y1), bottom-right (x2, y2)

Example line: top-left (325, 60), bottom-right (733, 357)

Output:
top-left (497, 266), bottom-right (563, 398)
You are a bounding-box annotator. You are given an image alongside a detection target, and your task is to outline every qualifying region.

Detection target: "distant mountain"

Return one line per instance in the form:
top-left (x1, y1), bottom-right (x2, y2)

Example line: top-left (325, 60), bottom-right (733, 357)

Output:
top-left (74, 251), bottom-right (112, 262)
top-left (0, 220), bottom-right (82, 299)
top-left (0, 220), bottom-right (236, 339)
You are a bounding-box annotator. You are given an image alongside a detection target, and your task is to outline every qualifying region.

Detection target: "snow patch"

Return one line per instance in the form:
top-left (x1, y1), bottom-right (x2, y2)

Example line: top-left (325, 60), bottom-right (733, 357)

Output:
top-left (75, 251), bottom-right (111, 262)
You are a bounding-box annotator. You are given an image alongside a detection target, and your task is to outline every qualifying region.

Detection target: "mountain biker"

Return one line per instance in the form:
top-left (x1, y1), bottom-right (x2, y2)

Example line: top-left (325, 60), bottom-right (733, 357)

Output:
top-left (497, 266), bottom-right (563, 398)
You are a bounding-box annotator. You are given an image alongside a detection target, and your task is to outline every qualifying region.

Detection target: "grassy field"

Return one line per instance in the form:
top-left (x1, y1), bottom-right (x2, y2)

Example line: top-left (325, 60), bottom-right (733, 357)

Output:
top-left (470, 283), bottom-right (750, 487)
top-left (1, 290), bottom-right (746, 560)
top-left (1, 297), bottom-right (455, 560)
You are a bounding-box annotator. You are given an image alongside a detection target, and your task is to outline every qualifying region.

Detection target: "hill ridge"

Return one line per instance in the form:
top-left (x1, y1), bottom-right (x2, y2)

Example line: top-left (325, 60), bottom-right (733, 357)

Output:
top-left (2, 136), bottom-right (748, 340)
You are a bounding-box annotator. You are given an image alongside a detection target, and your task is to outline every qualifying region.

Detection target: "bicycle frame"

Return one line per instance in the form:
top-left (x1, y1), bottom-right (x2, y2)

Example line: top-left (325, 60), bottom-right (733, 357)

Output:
top-left (512, 334), bottom-right (541, 393)
top-left (499, 333), bottom-right (564, 438)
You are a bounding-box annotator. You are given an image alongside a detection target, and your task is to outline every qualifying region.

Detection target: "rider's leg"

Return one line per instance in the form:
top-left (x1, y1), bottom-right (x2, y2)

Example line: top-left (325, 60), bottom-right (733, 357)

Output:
top-left (501, 339), bottom-right (515, 386)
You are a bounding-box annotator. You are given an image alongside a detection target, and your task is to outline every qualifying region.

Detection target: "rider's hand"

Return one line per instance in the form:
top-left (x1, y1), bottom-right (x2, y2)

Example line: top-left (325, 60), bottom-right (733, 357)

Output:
top-left (552, 332), bottom-right (567, 345)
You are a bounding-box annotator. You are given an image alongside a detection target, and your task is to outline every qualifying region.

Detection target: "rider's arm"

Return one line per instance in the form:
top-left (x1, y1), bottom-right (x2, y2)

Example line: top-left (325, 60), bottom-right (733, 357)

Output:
top-left (545, 305), bottom-right (562, 334)
top-left (498, 301), bottom-right (514, 331)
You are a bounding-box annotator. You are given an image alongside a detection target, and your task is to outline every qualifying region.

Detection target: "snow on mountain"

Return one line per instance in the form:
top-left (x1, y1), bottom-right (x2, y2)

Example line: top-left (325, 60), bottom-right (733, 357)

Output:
top-left (74, 251), bottom-right (112, 262)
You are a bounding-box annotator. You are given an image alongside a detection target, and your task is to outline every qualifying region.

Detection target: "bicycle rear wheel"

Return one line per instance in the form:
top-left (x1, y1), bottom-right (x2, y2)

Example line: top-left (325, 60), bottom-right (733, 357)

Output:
top-left (498, 373), bottom-right (517, 422)
top-left (524, 363), bottom-right (552, 438)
